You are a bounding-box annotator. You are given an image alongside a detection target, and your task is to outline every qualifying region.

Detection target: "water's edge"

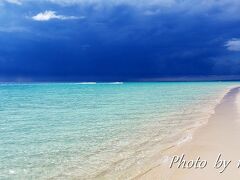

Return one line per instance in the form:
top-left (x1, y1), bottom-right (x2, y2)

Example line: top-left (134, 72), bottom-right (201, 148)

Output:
top-left (132, 85), bottom-right (240, 180)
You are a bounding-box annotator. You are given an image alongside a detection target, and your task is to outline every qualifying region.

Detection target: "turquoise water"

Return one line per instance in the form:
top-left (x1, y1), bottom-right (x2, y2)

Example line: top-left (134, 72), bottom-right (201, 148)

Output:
top-left (0, 82), bottom-right (238, 179)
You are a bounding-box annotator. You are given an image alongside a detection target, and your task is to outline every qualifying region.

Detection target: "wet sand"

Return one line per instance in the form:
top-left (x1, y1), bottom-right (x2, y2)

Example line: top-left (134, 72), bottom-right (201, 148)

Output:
top-left (138, 87), bottom-right (240, 180)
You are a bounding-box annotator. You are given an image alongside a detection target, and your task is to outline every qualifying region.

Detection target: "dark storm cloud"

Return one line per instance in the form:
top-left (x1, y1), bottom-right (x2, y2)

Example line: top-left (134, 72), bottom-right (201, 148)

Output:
top-left (0, 0), bottom-right (240, 81)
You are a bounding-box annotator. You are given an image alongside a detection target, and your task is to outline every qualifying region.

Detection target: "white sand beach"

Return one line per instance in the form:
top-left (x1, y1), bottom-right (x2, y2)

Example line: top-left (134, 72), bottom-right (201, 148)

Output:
top-left (138, 87), bottom-right (240, 180)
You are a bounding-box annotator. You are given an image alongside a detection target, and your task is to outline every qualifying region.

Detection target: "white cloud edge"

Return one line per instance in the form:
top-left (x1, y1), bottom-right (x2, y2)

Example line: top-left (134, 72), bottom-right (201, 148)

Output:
top-left (225, 39), bottom-right (240, 52)
top-left (31, 10), bottom-right (84, 21)
top-left (4, 0), bottom-right (22, 5)
top-left (8, 0), bottom-right (177, 8)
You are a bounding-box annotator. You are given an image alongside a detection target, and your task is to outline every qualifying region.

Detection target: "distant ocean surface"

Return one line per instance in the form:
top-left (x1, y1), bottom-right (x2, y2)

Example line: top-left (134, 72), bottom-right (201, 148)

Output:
top-left (0, 82), bottom-right (238, 179)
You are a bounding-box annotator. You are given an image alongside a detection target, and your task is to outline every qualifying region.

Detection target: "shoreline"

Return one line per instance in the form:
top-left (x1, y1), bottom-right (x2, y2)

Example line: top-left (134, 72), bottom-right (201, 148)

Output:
top-left (96, 85), bottom-right (238, 180)
top-left (1, 83), bottom-right (239, 179)
top-left (137, 86), bottom-right (240, 179)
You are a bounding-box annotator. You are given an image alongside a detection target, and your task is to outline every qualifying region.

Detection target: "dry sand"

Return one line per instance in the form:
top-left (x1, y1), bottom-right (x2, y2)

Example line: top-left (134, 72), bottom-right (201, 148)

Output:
top-left (137, 87), bottom-right (240, 180)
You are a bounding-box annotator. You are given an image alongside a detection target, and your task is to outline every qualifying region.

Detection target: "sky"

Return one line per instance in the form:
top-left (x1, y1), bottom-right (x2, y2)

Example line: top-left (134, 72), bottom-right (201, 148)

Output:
top-left (0, 0), bottom-right (240, 81)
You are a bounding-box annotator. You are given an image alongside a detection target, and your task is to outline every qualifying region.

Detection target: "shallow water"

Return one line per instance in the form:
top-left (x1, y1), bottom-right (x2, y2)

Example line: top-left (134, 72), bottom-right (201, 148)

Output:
top-left (0, 82), bottom-right (238, 179)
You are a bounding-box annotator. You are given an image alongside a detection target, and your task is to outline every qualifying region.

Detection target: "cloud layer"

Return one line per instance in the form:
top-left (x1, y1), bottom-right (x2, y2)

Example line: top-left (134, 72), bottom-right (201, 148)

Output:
top-left (225, 39), bottom-right (240, 52)
top-left (4, 0), bottom-right (22, 5)
top-left (1, 0), bottom-right (240, 81)
top-left (32, 10), bottom-right (81, 21)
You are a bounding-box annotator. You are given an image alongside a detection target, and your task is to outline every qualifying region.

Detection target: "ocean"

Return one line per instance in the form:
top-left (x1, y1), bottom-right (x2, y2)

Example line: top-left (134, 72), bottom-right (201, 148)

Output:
top-left (0, 82), bottom-right (238, 179)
